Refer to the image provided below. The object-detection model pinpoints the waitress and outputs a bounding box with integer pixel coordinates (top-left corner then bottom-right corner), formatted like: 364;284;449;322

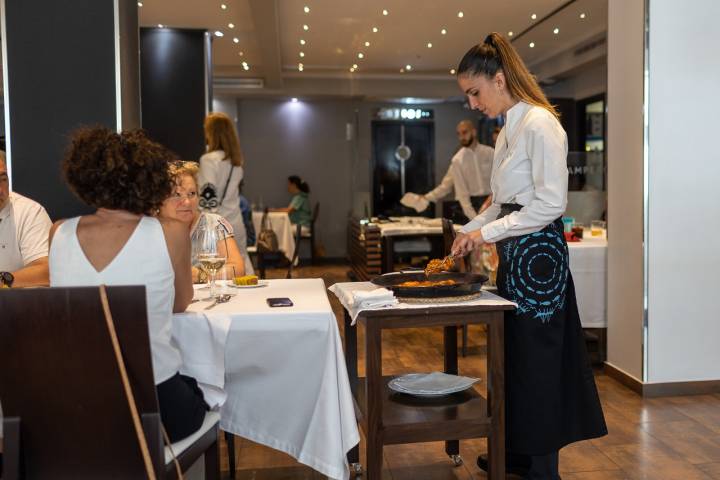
451;33;607;479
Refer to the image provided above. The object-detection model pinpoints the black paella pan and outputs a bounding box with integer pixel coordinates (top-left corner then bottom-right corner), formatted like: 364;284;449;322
371;272;488;298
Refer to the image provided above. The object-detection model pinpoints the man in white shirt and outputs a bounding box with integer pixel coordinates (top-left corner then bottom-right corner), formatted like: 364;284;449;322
423;120;494;223
0;153;52;288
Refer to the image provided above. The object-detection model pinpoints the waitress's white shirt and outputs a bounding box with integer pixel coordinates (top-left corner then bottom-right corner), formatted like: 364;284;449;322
460;101;568;243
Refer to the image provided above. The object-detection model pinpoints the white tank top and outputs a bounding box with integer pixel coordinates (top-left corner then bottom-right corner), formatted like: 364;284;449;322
49;216;181;384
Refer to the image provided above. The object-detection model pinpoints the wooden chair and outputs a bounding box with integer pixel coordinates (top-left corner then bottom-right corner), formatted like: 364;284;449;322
0;286;220;479
299;202;320;264
442;219;473;357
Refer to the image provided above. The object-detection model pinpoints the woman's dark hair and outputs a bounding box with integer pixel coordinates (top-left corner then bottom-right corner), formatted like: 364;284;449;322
457;32;559;119
62;127;176;214
288;175;310;194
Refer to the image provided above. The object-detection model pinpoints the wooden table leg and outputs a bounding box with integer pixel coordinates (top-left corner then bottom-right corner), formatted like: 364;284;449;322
344;309;360;467
365;320;383;479
382;236;394;273
487;312;506;480
443;325;460;458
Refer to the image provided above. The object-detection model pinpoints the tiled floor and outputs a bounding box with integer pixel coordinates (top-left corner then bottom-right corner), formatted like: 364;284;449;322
220;263;720;480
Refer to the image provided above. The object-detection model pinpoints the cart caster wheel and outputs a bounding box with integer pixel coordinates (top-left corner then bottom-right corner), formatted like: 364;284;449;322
350;462;363;475
450;454;463;466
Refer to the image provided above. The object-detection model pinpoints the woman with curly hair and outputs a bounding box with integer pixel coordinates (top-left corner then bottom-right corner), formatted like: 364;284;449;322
48;126;208;442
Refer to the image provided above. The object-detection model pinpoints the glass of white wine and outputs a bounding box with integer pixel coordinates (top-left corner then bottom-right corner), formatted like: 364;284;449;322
195;221;227;300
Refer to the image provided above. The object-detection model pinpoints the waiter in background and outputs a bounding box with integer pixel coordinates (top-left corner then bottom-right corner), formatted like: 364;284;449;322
423;120;494;223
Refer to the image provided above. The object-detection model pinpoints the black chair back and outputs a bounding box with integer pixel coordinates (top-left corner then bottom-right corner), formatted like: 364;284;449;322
442;218;471;272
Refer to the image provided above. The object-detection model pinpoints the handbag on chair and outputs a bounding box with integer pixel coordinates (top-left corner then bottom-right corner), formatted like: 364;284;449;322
256;209;279;253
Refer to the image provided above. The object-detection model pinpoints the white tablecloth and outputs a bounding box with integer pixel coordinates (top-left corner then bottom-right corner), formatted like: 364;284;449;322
252;211;296;260
373;217;461;237
568;237;607;328
172;279;359;480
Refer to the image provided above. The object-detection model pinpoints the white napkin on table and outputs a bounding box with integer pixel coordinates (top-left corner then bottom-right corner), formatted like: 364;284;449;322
351;288;398;309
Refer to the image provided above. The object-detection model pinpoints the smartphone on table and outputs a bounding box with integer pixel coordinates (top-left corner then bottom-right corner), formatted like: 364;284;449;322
266;297;293;308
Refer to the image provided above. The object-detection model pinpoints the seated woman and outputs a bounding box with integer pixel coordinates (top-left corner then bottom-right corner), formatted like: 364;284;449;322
159;161;246;282
49;127;207;443
271;175;312;233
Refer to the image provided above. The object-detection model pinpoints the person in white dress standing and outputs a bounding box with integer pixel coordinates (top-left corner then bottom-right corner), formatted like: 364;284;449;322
198;112;253;274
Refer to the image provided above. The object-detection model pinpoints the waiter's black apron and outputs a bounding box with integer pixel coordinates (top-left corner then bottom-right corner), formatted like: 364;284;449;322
496;203;607;455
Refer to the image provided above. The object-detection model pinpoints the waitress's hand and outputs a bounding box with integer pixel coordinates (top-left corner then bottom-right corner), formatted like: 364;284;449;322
451;230;485;257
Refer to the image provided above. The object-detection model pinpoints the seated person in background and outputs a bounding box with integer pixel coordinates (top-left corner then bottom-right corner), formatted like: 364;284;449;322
271;175;312;233
238;181;256;247
49;127;207;443
159;160;245;282
0;151;52;288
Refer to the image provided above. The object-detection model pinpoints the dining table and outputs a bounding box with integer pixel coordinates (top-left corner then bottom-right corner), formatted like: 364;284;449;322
171;278;360;480
251;211;296;261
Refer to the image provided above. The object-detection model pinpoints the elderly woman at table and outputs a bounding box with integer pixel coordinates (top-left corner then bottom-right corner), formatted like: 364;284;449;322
48;127;208;442
270;175;312;233
159;160;246;282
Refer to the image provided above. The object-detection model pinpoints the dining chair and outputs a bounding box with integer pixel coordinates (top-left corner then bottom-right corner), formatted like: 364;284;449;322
299;202;320;264
0;286;220;480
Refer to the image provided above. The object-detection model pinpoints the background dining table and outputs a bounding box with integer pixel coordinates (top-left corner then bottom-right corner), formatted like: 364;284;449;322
251;211;297;261
172;279;360;480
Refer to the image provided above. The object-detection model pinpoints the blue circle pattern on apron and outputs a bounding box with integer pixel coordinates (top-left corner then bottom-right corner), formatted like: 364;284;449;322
501;223;568;323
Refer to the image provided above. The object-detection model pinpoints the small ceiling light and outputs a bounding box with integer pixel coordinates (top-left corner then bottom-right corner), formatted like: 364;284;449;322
529;42;535;48
233;37;239;43
358;52;364;59
350;67;355;72
531;13;537;20
303;6;310;13
405;64;412;70
365;41;370;47
372;27;379;33
457;11;464;18
450;68;456;74
300;39;306;45
352;63;358;69
214;30;224;37
400;68;405;73
228;23;235;29
157;24;164;28
221;3;227;10
580;13;586;19
242;62;250;71
137;1;143;6
238;51;244;56
299;52;305;57
298;63;304;71
553;27;559;34
291;97;298;102
508;31;514;37
303;24;309;31
382;9;388;15
441;28;447;35
427;43;432;48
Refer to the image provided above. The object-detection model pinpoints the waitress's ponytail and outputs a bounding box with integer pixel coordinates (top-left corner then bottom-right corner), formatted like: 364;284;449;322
457;32;559;120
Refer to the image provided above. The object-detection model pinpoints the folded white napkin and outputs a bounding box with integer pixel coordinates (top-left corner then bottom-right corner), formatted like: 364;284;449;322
400;192;429;212
351;288;398;309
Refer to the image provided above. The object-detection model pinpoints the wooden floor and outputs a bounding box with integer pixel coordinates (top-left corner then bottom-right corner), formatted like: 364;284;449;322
220;263;720;480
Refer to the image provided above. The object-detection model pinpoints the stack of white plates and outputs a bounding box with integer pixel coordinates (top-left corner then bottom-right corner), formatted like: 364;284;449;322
388;372;480;397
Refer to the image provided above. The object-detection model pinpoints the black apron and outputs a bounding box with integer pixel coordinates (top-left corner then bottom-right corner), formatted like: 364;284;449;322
496;203;607;455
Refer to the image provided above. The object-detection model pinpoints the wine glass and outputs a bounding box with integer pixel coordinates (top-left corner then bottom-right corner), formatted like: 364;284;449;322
194;220;227;300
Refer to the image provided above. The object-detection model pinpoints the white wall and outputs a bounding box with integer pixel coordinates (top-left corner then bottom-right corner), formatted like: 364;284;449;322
606;0;645;381
646;0;720;383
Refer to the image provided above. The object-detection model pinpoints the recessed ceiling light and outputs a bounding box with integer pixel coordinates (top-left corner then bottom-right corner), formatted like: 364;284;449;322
157;24;164;28
382;9;388;16
300;39;306;45
400;68;405;73
531;13;537;20
350;67;355;72
457;11;464;18
365;41;370;47
299;52;305;57
450;68;456;74
298;63;304;71
221;4;227;10
292;97;298;102
137;1;143;6
233;37;239;43
242;62;250;71
427;43;432;48
553;27;559;34
358;53;364;59
529;42;535;48
238;51;244;56
303;6;310;13
441;28;447;35
214;31;224;37
405;64;412;70
228;23;234;29
508;31;514;37
372;27;379;33
303;24;309;31
580;13;586;19
352;63;358;69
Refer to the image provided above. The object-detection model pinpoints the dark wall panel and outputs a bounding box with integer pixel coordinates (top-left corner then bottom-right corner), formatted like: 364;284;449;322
5;0;122;219
140;28;208;160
